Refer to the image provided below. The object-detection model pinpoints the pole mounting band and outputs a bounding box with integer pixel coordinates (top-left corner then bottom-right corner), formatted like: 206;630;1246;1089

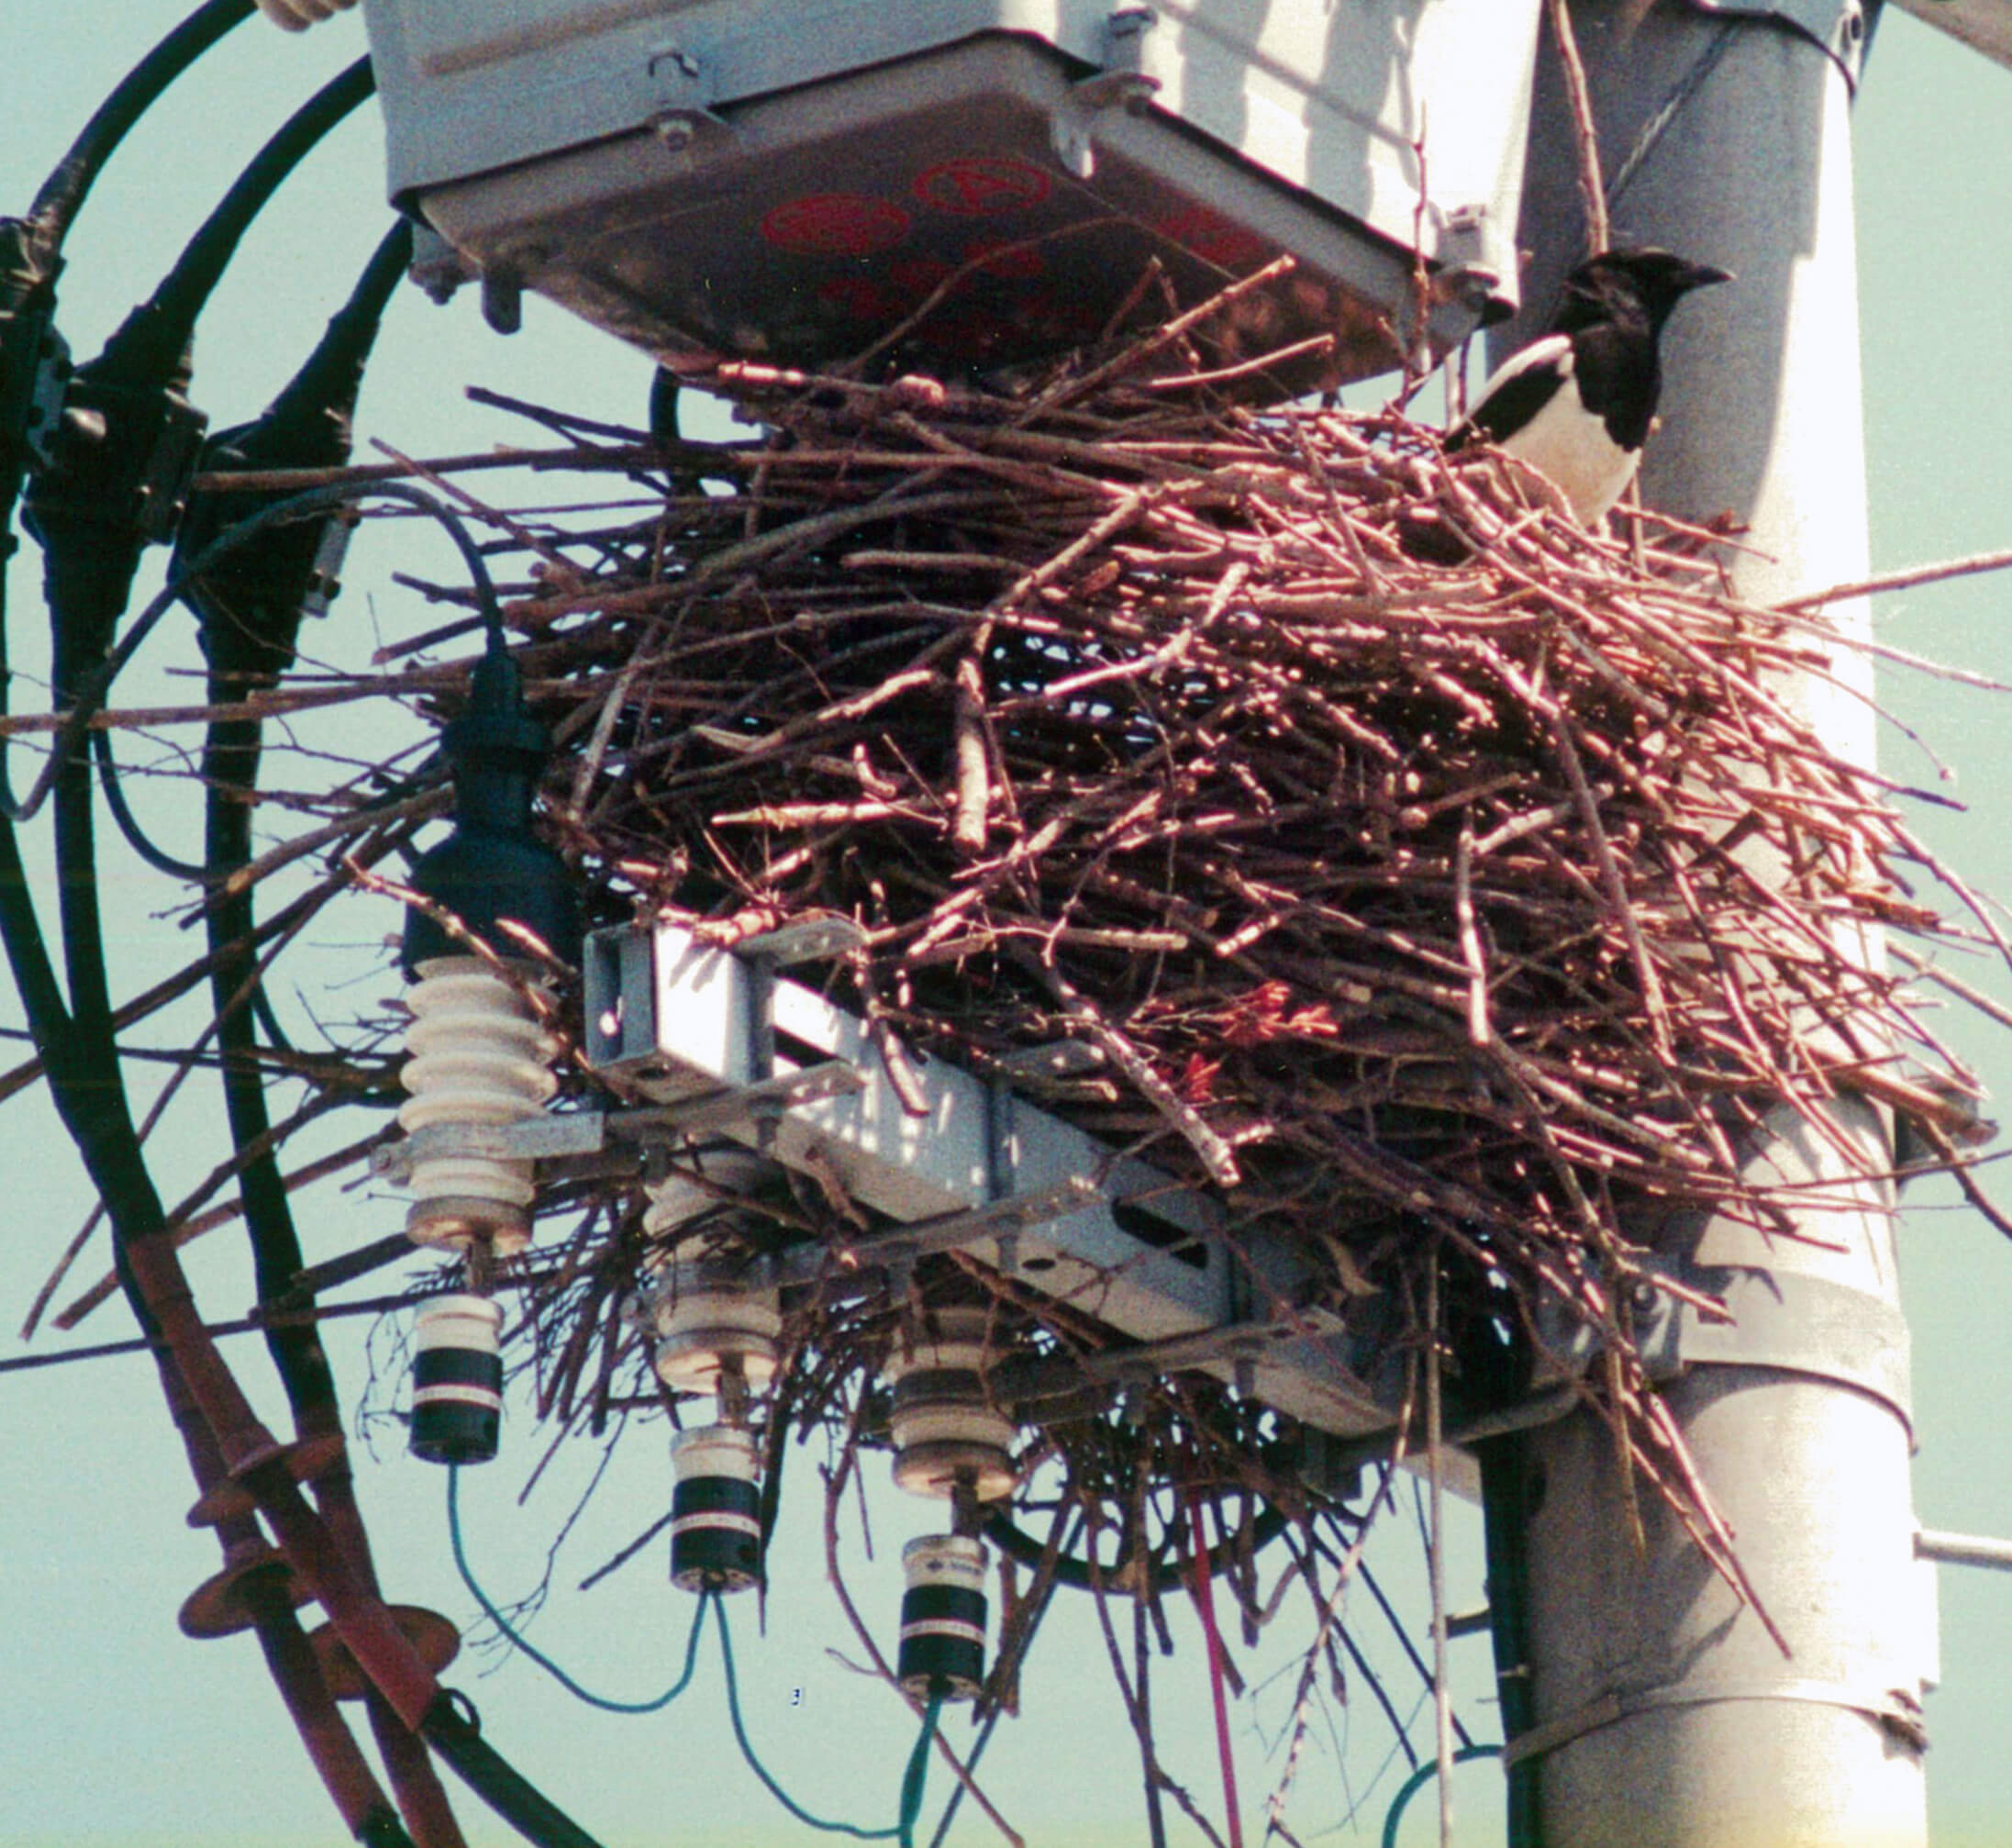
1503;1672;1928;1767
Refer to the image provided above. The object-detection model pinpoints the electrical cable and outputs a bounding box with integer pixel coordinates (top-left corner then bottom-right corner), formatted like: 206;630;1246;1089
7;477;498;825
1377;1743;1503;1848
713;1597;939;1843
1475;1432;1542;1847
420;1689;609;1848
24;0;258;248
447;1464;709;1715
91;726;213;878
984;1494;1289;1594
189;217;412;1440
896;1688;944;1848
1606;24;1739;214
2;0;259;607
126;56;376;376
10;56;384;826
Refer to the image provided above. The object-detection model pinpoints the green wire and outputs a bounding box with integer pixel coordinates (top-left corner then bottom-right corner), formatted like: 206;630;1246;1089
897;1688;944;1848
714;1597;944;1842
450;1465;946;1832
1379;1742;1506;1848
447;1464;708;1715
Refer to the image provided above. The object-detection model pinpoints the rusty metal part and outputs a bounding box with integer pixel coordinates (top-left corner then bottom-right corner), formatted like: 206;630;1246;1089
179;1536;311;1638
310;1608;462;1700
186;1430;348;1526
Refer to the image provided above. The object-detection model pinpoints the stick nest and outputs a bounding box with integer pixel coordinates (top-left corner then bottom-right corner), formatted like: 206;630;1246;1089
490;340;1985;1380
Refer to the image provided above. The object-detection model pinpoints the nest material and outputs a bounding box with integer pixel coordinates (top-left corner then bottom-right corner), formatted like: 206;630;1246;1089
506;351;1978;1334
39;295;2003;1819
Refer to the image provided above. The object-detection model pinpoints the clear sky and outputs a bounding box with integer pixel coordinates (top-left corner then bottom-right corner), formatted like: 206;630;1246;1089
0;6;2008;1847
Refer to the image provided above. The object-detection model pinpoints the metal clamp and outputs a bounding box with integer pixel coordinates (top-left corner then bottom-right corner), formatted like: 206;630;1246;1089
371;1062;864;1186
19;321;70;469
1051;7;1161;179
1535;1260;1913;1431
1505;1672;1927;1765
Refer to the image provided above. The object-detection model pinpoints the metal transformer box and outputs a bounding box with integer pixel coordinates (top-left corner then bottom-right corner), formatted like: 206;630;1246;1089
361;0;1543;383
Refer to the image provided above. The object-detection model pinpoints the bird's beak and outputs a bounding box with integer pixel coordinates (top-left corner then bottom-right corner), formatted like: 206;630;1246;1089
1683;262;1734;291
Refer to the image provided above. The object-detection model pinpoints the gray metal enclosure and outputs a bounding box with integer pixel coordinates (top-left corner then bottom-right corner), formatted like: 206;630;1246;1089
361;0;1542;376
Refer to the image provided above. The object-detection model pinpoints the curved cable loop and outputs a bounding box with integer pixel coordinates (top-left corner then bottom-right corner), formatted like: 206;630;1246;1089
714;1596;942;1843
137;57;376;370
1377;1742;1504;1848
91;726;214;881
447;1465;709;1716
6;478;502;825
26;0;257;247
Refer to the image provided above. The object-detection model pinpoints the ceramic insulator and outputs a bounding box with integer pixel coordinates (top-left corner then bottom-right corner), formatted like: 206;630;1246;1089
649;1271;783;1393
670;1424;763;1593
397;958;558;1253
639;1161;783;1392
410;1294;504;1465
896;1534;988;1701
884;1308;1017;1502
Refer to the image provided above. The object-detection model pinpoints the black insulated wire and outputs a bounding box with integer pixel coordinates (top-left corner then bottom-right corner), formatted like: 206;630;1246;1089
25;0;259;250
118;56;377;381
10;480;500;828
10;58;380;825
87;217;418;885
422;1692;609;1848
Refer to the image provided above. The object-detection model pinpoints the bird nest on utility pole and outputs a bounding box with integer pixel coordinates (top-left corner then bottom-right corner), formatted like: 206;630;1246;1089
31;279;2008;1838
255;294;1995;1602
304;295;2000;1597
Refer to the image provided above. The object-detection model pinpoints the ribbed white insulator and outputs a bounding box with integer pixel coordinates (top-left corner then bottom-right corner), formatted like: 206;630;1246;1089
640;1151;771;1243
255;0;357;29
636;1155;782;1390
397;958;559;1254
885;1308;1018;1502
646;1261;782;1393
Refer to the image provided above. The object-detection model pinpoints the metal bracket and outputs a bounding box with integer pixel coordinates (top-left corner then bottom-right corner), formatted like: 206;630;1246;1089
20;322;69;469
1917;1528;2012;1574
773;1178;1104;1292
581;918;1400;1443
1684;0;1870;88
1536;1258;1913;1431
370;1062;864;1186
1430;204;1502;317
1051;7;1161;180
136;389;208;543
647;40;730;152
1504;1671;1927;1767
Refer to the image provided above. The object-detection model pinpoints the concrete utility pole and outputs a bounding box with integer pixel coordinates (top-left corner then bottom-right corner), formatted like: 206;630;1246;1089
1489;4;1935;1843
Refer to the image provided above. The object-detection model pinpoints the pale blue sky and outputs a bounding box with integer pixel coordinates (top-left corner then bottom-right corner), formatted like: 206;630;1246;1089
0;6;2008;1846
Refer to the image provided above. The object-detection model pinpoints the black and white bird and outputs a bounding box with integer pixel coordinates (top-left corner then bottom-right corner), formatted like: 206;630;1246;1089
1446;247;1730;525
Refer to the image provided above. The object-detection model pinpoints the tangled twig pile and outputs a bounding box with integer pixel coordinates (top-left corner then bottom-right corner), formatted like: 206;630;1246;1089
25;292;2011;1832
355;310;1998;1614
506;347;1989;1313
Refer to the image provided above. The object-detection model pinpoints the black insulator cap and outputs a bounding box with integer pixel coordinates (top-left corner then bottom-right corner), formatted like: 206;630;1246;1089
670;1473;764;1594
401;645;581;975
411;1328;503;1466
897;1582;988;1701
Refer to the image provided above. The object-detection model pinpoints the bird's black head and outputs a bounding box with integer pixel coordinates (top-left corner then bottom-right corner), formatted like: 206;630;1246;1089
1559;247;1731;331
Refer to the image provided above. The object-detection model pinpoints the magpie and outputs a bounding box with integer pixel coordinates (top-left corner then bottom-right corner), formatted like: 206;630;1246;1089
1446;247;1730;526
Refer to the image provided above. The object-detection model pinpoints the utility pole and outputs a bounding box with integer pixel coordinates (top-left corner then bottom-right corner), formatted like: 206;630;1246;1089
1488;4;1936;1842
